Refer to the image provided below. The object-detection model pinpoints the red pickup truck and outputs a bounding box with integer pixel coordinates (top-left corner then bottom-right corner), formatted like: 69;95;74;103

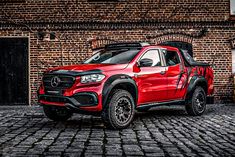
38;42;214;129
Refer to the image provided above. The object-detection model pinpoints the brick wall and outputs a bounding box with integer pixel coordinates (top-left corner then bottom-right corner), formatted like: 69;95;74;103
0;0;230;23
0;0;235;104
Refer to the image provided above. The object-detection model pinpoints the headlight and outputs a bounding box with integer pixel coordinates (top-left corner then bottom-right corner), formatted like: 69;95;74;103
81;74;105;84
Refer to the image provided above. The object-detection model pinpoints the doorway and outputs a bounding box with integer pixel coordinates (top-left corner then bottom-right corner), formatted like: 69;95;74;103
0;37;29;105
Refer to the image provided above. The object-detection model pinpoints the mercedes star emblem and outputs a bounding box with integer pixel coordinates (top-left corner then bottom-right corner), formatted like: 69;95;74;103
51;76;61;88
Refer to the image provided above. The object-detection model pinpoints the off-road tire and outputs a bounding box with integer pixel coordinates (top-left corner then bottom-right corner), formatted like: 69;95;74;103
185;86;206;116
43;105;72;121
102;89;135;129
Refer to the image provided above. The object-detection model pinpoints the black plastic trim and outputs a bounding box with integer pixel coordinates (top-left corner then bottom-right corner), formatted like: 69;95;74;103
42;103;102;116
189;62;210;67
186;76;208;99
45;69;102;77
73;92;98;105
105;42;149;50
39;92;98;107
179;49;210;67
102;74;138;108
137;100;185;110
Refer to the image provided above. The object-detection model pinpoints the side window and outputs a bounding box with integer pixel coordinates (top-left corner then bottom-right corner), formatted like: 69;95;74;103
140;50;161;67
164;51;180;66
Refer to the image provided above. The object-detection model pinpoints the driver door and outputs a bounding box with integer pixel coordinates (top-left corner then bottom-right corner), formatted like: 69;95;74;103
134;49;168;105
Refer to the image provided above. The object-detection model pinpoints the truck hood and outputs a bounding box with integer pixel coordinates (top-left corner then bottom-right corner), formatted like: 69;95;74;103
47;63;128;74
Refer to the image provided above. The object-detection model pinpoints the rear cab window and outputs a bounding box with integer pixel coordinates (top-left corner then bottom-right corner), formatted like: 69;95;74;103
163;50;181;66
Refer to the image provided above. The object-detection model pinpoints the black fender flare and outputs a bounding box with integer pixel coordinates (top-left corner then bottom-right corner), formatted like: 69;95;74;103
186;75;208;99
102;74;138;108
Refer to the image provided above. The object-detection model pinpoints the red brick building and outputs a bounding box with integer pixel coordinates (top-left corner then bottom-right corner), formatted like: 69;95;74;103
0;0;235;105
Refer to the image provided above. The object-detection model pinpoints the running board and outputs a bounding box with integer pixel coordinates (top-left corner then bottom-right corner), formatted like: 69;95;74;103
136;100;185;110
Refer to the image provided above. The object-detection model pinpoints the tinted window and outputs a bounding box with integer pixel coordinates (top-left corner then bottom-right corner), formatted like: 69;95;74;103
164;51;180;66
140;50;161;66
84;48;140;64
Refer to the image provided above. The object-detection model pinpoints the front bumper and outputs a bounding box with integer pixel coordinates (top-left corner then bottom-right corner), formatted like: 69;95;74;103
39;92;98;109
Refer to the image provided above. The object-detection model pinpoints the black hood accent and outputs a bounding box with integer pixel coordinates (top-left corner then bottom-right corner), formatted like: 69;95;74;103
46;69;102;76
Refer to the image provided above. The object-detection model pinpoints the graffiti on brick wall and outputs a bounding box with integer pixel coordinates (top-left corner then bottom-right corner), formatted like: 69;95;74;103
86;1;211;21
169;5;210;19
0;0;214;23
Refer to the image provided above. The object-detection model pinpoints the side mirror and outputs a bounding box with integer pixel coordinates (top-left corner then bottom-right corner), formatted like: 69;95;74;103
138;58;153;67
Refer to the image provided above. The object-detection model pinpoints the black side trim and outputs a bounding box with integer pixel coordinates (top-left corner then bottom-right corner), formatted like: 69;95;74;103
102;74;138;107
137;100;185;110
46;69;102;77
186;76;207;99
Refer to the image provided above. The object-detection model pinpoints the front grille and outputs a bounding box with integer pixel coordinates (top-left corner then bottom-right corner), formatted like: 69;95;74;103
43;74;75;89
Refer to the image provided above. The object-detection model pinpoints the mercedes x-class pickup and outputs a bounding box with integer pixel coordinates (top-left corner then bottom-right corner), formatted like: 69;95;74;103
38;42;214;129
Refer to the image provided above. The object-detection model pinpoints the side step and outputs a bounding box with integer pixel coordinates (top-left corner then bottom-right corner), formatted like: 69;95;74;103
136;100;185;111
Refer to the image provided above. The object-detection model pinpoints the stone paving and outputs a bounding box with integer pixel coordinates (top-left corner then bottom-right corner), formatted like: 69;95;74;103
0;104;234;157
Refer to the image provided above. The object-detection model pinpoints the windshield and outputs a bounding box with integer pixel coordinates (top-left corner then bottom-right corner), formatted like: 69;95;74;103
84;48;140;64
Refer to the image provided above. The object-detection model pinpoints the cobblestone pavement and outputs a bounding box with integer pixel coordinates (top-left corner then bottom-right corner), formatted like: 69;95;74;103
0;104;234;157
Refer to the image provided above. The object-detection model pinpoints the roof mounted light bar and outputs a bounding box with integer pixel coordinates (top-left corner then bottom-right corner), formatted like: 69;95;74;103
105;42;150;50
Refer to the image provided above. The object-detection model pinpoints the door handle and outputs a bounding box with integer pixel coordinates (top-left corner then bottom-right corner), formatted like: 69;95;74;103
160;71;166;75
134;74;143;77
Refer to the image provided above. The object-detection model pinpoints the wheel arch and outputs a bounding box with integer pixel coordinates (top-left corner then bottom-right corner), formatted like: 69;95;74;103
186;75;208;100
102;74;138;108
